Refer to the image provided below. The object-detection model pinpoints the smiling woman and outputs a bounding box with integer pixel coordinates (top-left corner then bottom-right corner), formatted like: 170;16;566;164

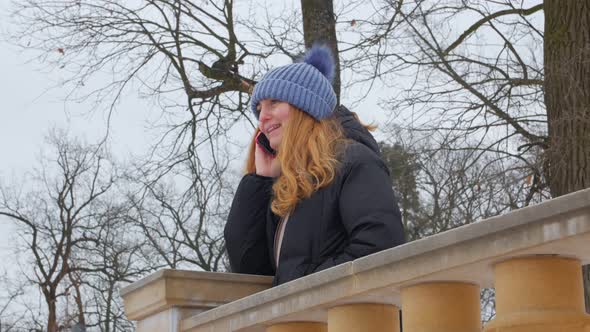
224;45;405;286
257;99;292;150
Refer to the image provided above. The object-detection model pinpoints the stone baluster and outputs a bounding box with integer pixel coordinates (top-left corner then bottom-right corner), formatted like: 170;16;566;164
402;282;481;332
328;303;400;332
484;256;590;332
266;322;327;332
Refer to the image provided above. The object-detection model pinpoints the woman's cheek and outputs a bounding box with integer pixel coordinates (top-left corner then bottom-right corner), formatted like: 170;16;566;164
270;131;283;149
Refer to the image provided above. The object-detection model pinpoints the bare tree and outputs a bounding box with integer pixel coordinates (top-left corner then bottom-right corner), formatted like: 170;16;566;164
7;0;351;173
77;203;151;332
125;152;231;272
380;135;545;320
345;0;589;309
0;271;27;332
9;0;265;159
0;131;118;332
381;135;542;240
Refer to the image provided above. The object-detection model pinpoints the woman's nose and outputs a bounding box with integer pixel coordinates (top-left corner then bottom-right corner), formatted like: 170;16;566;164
259;106;272;121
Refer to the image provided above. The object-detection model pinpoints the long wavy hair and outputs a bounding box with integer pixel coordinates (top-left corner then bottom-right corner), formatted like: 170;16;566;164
245;108;346;217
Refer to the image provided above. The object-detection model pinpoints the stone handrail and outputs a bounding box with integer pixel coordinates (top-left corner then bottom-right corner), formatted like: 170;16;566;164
121;188;590;332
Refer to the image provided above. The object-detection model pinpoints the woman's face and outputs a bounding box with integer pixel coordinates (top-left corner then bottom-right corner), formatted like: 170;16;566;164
257;99;292;149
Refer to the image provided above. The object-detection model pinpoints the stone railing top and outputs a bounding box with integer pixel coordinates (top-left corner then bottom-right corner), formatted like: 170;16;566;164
180;188;590;332
120;269;273;297
120;269;272;321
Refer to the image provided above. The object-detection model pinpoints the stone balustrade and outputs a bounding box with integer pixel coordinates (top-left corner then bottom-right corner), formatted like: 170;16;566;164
121;188;590;332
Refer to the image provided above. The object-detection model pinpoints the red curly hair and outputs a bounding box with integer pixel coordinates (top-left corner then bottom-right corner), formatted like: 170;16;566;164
245;108;346;217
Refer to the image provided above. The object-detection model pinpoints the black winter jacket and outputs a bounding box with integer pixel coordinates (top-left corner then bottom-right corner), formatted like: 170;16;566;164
224;106;405;285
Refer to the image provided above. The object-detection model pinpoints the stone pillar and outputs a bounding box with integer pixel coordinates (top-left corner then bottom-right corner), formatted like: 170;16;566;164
327;303;400;332
120;269;272;332
267;322;327;332
484;256;590;332
402;282;481;332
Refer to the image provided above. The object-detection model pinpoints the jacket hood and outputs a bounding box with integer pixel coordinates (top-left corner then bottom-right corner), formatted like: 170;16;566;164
335;105;381;156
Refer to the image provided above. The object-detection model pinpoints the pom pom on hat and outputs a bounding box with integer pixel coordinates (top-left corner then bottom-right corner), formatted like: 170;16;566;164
302;44;335;83
251;44;337;121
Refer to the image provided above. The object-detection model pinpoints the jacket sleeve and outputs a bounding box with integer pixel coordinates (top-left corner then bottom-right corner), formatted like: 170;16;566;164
224;173;274;275
313;146;405;272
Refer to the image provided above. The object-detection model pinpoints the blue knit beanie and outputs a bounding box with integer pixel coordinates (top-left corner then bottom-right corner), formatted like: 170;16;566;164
251;45;337;121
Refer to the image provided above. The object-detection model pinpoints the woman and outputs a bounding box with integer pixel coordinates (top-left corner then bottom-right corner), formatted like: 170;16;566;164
224;45;405;286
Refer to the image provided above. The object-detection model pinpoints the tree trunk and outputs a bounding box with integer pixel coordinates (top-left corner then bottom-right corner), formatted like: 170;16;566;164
104;280;114;332
544;0;590;312
47;292;58;332
72;281;86;328
300;0;341;104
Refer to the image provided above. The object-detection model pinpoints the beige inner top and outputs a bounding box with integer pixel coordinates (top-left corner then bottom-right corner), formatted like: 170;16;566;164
274;213;290;267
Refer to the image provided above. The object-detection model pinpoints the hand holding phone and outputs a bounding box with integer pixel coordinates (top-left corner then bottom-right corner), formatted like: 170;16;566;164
255;131;281;177
256;131;277;157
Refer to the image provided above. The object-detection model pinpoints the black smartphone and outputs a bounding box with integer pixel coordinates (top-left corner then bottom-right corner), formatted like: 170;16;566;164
256;132;277;157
